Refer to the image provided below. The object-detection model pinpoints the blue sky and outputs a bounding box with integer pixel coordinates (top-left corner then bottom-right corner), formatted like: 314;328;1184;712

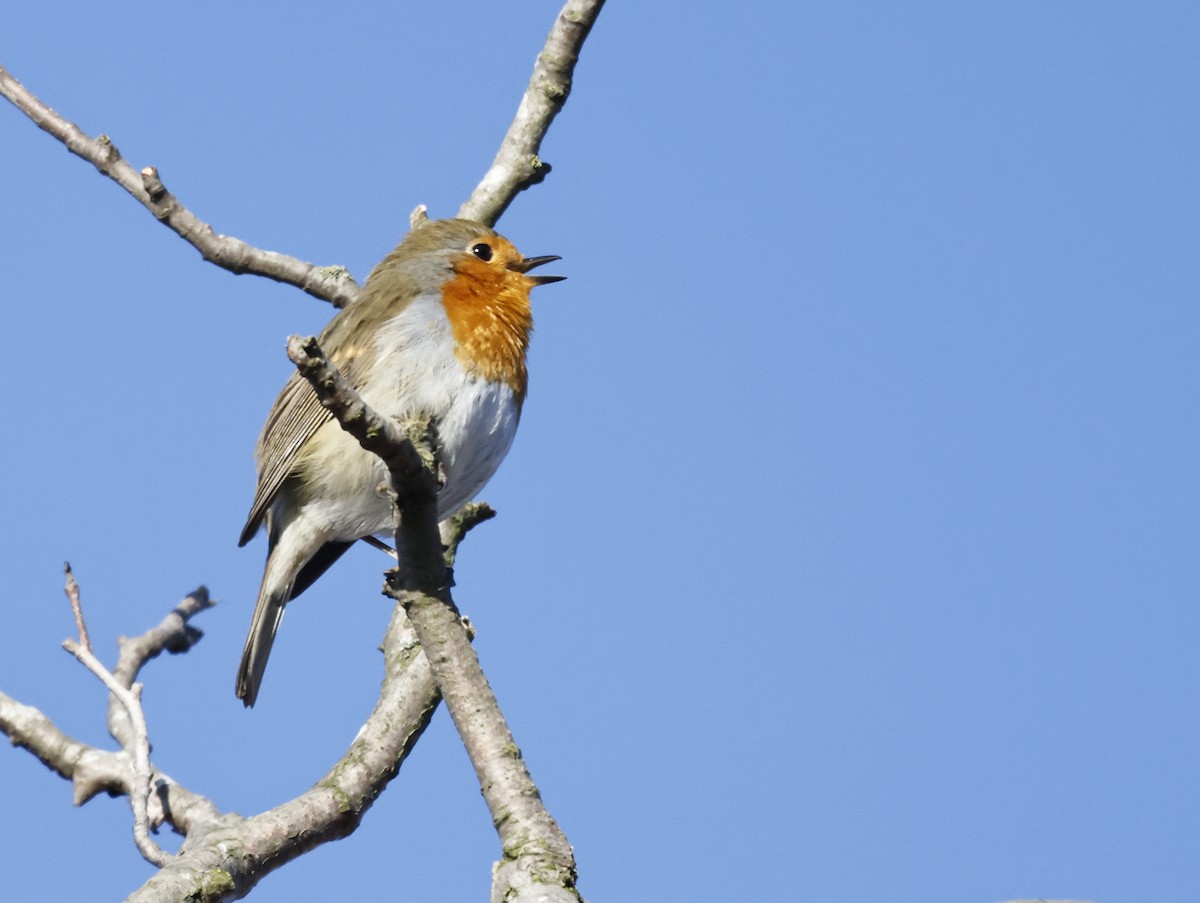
2;2;1198;901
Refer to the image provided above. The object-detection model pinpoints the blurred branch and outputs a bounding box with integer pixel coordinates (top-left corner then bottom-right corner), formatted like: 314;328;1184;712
459;0;606;225
0;64;361;309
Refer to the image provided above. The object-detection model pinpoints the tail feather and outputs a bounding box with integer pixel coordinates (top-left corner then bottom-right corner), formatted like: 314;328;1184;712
237;509;355;706
236;580;292;708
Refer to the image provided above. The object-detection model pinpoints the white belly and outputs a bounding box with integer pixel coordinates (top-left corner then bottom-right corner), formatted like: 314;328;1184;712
292;293;522;541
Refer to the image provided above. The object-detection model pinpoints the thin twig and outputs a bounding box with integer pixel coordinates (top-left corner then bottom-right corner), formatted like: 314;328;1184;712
107;588;213;751
440;503;497;570
1;593;221;828
62;562;90;653
0;65;361;308
60;569;170;866
459;0;606;225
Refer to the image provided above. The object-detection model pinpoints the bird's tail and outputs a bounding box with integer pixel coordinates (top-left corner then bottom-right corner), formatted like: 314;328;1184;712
235;571;294;708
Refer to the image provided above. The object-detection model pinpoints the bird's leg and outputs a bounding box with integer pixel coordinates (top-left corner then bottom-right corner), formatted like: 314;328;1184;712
360;536;397;559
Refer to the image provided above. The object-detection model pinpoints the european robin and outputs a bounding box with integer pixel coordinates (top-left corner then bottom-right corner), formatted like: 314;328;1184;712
236;217;563;706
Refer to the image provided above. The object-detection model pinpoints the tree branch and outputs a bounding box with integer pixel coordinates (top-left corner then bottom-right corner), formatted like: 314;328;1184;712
459;0;606;226
288;336;581;903
62;636;170;866
1;0;604;306
398;585;580;903
3;576;443;901
0;589;223;831
127;606;441;902
0;689;120;792
285;335;439;503
60;565;170;866
99;586;212;748
0;64;361;309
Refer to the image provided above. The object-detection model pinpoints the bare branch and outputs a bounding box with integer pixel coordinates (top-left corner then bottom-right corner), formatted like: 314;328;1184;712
6;575;443;900
60;569;171;866
107;588;214;750
397;589;579;903
459;0;606;225
62;562;90;652
0;601;222;828
0;0;604;296
0;64;361;308
441;502;497;570
288;337;582;901
90;588;224;836
63;638;169;866
128;604;442;902
285;335;440;506
0;689;114;789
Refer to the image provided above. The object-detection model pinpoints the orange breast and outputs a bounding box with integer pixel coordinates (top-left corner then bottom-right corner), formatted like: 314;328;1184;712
440;256;535;399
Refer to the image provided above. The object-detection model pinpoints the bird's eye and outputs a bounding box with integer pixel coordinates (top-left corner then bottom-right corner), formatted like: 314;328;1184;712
471;242;494;262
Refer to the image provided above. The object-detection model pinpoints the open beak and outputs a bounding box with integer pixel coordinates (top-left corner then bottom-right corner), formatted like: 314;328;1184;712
512;255;566;285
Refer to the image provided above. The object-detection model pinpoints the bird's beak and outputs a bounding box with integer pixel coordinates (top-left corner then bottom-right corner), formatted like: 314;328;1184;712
512;255;566;285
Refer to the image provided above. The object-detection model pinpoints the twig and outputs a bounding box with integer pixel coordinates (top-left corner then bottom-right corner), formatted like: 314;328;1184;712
62;562;90;652
0;594;221;827
440;502;497;570
64;641;168;866
106;587;213;751
0;65;361;309
459;0;606;226
60;569;171;867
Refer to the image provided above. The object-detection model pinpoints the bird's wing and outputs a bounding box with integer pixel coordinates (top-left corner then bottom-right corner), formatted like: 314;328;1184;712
237;264;428;548
237;320;375;547
237;372;330;546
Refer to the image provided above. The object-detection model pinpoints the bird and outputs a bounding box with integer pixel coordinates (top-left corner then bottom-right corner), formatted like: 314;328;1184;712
235;217;563;706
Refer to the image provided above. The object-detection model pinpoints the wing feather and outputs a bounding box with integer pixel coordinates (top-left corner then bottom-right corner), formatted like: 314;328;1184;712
237;374;330;546
237;333;370;546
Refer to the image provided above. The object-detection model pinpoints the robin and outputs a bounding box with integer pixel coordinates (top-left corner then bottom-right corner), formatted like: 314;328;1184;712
235;217;563;706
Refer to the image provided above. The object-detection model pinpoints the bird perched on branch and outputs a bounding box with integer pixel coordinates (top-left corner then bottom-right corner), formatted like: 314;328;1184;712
236;217;563;706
